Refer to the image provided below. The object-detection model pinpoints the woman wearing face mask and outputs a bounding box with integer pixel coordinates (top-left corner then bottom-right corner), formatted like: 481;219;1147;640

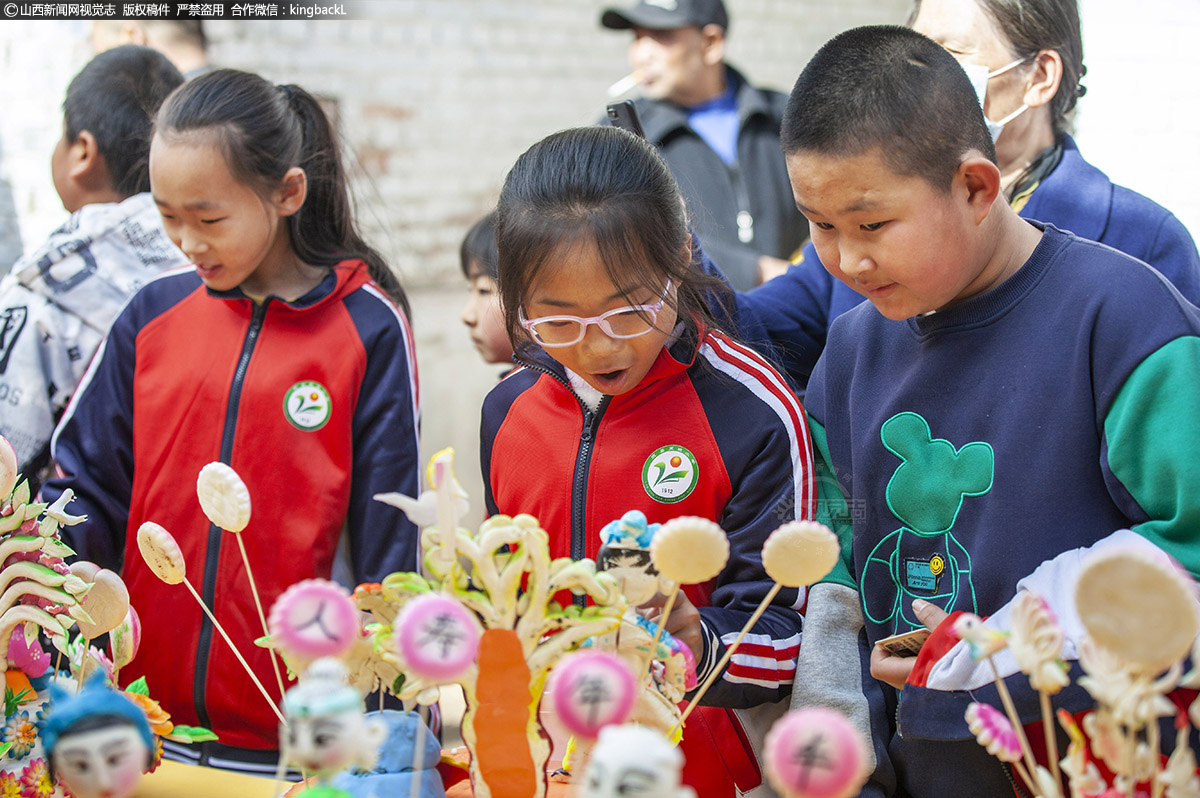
731;0;1200;392
910;0;1199;300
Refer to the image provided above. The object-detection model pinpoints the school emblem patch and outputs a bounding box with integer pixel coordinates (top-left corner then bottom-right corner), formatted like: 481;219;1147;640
641;445;698;504
284;381;331;431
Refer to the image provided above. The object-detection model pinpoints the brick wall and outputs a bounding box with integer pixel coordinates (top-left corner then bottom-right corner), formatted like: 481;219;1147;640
0;1;911;284
0;2;909;525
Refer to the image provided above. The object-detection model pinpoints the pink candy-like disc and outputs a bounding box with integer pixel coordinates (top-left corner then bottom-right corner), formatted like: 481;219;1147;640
394;593;480;682
550;650;636;740
268;579;360;660
764;708;869;798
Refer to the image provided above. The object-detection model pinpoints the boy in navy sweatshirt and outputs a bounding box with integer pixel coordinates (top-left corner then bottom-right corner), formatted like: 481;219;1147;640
785;26;1200;798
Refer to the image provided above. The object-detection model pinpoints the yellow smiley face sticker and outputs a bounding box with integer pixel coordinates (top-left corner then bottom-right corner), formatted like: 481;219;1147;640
929;554;945;576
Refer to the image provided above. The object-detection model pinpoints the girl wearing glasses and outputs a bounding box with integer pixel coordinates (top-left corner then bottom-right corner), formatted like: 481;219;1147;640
481;125;815;798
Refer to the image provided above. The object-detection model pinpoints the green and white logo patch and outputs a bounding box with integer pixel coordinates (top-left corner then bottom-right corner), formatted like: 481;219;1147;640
284;381;332;431
641;445;698;503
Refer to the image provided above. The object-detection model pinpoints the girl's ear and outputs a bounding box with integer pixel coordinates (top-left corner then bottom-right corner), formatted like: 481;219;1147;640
276;167;308;217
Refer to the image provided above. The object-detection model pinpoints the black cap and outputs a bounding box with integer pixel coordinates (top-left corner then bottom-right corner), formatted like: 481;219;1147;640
601;0;728;32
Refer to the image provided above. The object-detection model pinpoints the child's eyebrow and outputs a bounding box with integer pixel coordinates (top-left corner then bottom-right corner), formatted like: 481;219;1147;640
535;288;632;308
152;196;221;212
797;198;883;215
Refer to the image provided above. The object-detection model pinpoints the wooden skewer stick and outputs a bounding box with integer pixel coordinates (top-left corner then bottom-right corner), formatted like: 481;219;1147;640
642;584;680;677
986;657;1040;792
181;577;285;724
409;707;427;798
1038;691;1061;789
672;582;782;733
75;636;93;694
232;531;286;699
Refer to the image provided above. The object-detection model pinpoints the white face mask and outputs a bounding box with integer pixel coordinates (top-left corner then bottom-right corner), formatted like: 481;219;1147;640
960;57;1031;142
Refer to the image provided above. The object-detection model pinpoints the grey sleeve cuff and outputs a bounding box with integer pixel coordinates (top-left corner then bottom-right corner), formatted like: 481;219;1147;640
790;581;876;771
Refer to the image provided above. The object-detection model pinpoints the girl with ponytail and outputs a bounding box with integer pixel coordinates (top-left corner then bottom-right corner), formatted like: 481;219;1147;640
43;69;421;769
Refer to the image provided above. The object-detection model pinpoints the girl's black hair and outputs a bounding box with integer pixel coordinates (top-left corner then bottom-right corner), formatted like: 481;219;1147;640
155;69;409;317
460;210;499;280
495;126;732;351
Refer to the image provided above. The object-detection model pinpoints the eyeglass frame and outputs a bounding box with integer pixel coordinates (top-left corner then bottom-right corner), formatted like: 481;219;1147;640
518;279;673;348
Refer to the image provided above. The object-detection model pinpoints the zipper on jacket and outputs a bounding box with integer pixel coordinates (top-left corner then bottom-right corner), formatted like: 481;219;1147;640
728;164;755;244
515;358;610;607
193;299;270;750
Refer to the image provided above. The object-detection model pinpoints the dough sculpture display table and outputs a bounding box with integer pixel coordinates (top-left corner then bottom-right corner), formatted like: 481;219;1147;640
131;761;277;798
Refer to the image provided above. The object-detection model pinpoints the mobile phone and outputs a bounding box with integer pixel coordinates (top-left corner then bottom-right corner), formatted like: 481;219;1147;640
875;628;931;658
606;100;646;140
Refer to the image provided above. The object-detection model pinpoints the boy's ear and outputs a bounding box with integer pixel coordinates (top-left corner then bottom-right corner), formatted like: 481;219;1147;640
66;131;114;190
958;156;1002;226
1022;49;1063;110
276;167;308;217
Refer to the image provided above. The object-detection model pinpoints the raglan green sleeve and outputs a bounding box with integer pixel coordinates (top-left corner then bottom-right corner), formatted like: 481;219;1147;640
1103;335;1200;577
808;415;858;589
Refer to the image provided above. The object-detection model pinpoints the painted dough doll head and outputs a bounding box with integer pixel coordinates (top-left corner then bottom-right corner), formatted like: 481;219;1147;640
281;658;386;779
44;680;154;798
580;724;696;798
597;511;672;607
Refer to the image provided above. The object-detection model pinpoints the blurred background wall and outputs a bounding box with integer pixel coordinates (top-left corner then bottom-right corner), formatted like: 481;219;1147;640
0;0;1194;526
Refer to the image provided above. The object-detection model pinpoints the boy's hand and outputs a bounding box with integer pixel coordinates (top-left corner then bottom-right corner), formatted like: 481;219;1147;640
869;599;949;691
642;589;704;666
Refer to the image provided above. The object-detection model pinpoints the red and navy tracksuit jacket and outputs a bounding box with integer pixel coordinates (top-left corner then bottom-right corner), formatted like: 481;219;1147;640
481;324;815;797
43;262;421;764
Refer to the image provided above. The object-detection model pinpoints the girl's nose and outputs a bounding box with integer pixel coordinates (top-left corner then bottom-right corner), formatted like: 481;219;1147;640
579;321;621;355
461;297;477;326
180;231;209;259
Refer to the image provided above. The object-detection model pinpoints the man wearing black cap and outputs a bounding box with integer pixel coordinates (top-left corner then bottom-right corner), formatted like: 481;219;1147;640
602;0;806;291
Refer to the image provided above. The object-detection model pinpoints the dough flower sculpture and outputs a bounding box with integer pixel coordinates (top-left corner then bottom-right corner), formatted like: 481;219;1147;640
370;448;626;798
961;540;1200;798
0;434;93;673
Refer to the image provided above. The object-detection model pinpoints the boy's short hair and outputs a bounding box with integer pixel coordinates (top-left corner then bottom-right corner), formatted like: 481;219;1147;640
781;25;995;191
461;211;499;280
63;44;184;198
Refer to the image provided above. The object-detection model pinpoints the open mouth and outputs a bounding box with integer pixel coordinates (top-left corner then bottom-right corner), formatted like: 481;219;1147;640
591;369;628;392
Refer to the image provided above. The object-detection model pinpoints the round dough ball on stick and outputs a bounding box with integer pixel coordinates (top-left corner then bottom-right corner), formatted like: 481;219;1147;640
764;707;870;798
393;592;483;798
196;462;284;699
136;521;284;724
1075;546;1199;673
674;521;838;732
137;521;186;585
551;650;636;742
196;461;252;532
643;517;730;673
0;435;17;502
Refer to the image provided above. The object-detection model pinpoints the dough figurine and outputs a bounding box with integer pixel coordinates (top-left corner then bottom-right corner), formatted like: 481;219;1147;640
578;724;696;798
42;678;154;798
593;511;694;735
281;658;386;792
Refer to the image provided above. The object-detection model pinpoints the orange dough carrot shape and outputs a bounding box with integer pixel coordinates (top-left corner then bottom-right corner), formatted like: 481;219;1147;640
473;629;539;798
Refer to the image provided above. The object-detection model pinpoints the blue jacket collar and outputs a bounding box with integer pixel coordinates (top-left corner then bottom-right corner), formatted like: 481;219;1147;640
1018;135;1113;242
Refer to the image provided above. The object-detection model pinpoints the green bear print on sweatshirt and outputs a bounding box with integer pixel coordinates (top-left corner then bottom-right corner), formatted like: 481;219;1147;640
862;412;994;634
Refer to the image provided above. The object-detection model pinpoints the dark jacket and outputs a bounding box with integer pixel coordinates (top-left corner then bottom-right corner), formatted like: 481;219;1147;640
630;66;808;291
737;135;1200;389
